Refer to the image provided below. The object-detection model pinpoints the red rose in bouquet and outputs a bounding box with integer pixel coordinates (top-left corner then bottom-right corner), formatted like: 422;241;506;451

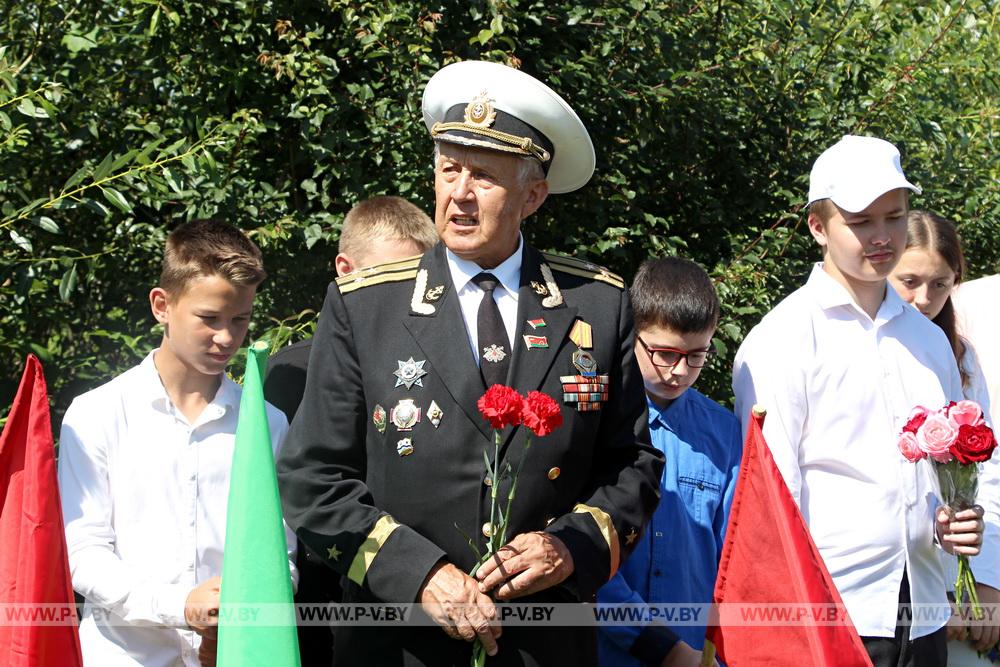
521;391;563;437
477;384;524;429
902;406;930;435
951;423;998;465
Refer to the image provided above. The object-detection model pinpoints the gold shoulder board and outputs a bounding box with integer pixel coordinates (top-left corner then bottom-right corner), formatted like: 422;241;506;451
336;255;422;294
540;251;625;290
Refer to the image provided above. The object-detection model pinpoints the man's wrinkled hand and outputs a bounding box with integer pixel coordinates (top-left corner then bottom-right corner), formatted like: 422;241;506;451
418;561;501;656
185;576;221;636
476;532;574;600
937;505;985;556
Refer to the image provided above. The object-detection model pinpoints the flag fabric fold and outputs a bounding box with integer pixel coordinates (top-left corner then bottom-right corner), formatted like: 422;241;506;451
704;407;872;666
218;341;300;666
0;354;83;667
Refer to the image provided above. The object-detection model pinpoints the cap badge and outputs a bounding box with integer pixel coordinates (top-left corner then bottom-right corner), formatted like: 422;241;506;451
464;90;497;128
393;357;428;389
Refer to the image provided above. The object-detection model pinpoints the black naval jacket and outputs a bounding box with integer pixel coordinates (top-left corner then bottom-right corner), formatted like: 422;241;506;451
277;242;663;666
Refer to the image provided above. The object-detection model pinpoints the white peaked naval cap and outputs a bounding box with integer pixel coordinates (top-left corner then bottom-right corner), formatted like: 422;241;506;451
422;60;596;194
807;135;921;212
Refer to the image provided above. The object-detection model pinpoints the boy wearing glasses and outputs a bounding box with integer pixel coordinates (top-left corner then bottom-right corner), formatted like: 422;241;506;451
597;257;740;667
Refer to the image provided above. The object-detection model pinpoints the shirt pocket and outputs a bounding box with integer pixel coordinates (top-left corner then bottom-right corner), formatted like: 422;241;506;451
677;475;723;525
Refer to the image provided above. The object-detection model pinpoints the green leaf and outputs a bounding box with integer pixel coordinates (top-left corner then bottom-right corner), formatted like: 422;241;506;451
59;263;78;302
10;229;32;252
148;6;160;35
80;198;110;218
93;151;115;180
101;187;132;213
33;216;60;234
62;33;98;53
62;164;90;190
17;98;48;119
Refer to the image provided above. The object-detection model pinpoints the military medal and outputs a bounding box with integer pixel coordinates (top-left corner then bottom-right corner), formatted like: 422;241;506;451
523;334;548;349
482;344;507;364
372;404;387;434
390;399;421;431
393;357;428;389
563;319;607;413
427;401;443;428
396;438;414;457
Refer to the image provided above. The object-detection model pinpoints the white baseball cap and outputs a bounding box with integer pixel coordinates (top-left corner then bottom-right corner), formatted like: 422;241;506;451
422;60;595;194
807;135;921;212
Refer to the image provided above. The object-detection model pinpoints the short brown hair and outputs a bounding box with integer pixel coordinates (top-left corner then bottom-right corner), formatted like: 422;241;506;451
631;257;720;334
159;219;266;295
337;196;437;259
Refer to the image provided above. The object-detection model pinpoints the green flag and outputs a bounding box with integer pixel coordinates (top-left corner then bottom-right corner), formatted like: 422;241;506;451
218;341;300;666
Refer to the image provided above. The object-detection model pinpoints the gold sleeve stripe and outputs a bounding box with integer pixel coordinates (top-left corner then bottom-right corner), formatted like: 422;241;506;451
547;263;625;289
347;515;401;585
573;503;620;579
338;269;419;294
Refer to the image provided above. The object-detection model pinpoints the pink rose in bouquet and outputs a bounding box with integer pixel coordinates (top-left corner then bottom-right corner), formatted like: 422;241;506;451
948;400;985;428
898;432;926;463
916;412;959;463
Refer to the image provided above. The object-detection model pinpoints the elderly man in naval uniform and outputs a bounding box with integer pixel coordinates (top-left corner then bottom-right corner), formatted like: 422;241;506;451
277;60;663;666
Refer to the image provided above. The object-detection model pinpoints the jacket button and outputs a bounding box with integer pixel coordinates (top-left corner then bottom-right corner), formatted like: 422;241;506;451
484;476;493;487
547;467;561;480
482;522;494;537
654;569;663;577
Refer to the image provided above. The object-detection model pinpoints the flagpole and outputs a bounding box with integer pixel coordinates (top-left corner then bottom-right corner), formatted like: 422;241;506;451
700;639;716;667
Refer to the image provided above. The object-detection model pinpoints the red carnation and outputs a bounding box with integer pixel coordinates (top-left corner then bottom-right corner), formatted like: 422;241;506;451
521;390;563;437
902;406;930;435
950;423;998;465
478;385;525;429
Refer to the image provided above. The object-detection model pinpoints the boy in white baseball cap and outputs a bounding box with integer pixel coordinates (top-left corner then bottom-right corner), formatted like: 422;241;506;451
733;135;985;666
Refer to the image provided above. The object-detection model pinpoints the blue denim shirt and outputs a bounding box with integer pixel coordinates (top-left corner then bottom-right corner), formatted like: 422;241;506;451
597;388;742;666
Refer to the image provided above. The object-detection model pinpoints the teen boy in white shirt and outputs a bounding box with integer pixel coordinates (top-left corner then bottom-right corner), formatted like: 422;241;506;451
58;220;296;667
733;135;985;666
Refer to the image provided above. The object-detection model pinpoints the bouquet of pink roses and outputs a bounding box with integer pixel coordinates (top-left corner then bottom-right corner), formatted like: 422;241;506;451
898;400;997;617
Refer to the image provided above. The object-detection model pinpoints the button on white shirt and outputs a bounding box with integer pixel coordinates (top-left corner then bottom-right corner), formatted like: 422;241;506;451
733;264;964;639
446;236;522;363
58;351;295;667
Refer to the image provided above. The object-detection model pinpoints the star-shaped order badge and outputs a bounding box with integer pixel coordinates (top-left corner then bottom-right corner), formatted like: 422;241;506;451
327;544;342;561
393;357;428;389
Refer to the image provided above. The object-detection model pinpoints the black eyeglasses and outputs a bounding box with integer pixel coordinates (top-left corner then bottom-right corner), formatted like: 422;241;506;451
636;336;712;368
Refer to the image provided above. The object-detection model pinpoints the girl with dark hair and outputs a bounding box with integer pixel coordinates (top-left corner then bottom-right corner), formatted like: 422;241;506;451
890;209;1000;665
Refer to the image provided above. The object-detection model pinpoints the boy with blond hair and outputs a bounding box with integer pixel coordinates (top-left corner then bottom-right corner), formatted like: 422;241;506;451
733;135;984;665
58;219;295;666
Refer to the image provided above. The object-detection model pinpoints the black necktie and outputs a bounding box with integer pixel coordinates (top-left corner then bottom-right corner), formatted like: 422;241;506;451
472;272;510;388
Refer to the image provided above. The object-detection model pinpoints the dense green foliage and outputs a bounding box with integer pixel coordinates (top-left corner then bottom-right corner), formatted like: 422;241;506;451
1;1;998;422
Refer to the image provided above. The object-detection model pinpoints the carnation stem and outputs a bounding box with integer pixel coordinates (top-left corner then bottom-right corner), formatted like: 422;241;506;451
499;436;533;547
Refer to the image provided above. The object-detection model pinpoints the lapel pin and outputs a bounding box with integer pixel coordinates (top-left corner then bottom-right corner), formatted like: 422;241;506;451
530;280;549;296
396;438;414;457
390;399;421;431
526;318;546;329
523;334;549;349
424;285;445;301
372;404;387;434
427;400;443;428
482;344;507;364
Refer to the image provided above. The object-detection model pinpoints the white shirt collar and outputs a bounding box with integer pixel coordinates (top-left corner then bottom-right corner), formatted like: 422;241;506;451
806;262;906;324
139;350;241;417
445;235;523;299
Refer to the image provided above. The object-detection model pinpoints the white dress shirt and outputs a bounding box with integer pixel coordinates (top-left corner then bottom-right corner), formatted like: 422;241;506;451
58;351;295;667
954;276;1000;429
951;277;1000;595
733;264;964;639
446;236;522;363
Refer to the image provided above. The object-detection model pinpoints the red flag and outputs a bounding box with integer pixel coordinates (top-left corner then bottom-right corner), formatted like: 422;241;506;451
0;355;83;666
704;407;872;667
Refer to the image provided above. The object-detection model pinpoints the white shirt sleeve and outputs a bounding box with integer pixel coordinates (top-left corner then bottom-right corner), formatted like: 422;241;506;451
58;400;189;627
733;324;809;504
